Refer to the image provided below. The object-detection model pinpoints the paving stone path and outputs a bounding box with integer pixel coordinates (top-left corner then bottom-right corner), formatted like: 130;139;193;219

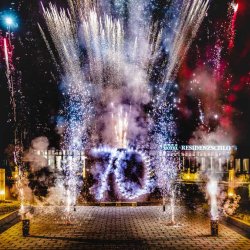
0;206;249;249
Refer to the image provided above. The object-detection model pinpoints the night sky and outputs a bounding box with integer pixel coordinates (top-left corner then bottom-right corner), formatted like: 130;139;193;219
0;0;249;163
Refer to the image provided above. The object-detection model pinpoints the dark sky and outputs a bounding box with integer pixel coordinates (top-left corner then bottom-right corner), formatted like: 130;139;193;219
0;0;249;160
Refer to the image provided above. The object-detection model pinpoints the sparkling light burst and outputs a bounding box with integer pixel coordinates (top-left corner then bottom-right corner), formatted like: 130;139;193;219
41;0;211;204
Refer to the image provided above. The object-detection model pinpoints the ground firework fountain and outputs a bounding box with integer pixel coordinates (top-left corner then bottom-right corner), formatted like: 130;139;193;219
1;16;31;237
42;3;92;221
207;177;219;236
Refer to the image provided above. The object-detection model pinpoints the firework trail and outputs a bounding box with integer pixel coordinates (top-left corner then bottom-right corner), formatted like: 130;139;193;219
184;0;241;148
156;0;209;103
164;0;209;81
3;36;25;214
78;4;161;88
4;38;10;73
37;23;60;72
3;37;16;124
2;30;29;220
229;2;238;50
80;9;124;86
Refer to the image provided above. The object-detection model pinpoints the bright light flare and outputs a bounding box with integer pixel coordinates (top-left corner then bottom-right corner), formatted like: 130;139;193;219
1;13;18;29
5;17;13;26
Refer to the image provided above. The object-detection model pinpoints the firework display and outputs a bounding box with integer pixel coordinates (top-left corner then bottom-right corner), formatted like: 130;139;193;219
0;0;249;242
35;0;214;206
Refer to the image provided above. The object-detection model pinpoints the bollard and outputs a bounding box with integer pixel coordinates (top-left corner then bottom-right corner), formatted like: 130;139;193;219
162;197;166;212
211;220;218;236
22;219;30;237
163;204;165;212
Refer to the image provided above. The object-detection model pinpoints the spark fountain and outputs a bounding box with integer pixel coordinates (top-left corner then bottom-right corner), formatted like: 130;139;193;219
42;3;93;221
1;24;31;235
149;0;210;224
156;151;180;226
152;82;180;225
207;176;219;236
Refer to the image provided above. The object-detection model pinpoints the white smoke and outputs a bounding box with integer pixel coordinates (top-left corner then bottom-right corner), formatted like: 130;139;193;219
23;136;50;171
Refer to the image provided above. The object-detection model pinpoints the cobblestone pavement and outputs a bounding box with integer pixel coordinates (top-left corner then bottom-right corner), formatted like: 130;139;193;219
0;206;250;249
